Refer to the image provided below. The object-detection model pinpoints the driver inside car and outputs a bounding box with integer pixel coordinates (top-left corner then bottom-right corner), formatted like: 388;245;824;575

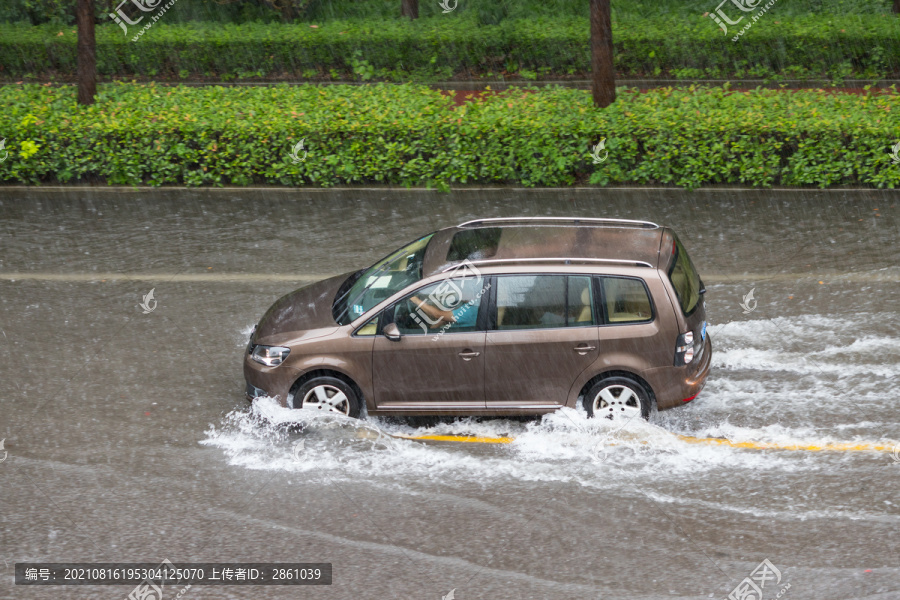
405;278;481;332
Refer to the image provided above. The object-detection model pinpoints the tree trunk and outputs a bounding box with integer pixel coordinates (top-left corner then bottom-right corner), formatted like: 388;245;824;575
401;0;418;19
590;0;615;108
279;0;294;23
77;0;96;106
893;0;899;14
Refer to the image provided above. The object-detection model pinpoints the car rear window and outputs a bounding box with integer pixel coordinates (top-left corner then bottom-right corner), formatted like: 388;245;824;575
601;277;653;323
668;236;701;315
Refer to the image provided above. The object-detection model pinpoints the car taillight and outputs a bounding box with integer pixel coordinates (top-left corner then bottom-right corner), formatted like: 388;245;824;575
674;331;694;366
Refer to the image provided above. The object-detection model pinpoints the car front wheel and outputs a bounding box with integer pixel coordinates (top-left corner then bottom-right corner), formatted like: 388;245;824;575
292;376;361;418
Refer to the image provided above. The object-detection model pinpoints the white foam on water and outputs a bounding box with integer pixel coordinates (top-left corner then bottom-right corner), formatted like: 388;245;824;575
710;313;900;378
714;347;900;378
236;323;255;348
693;313;900;428
200;398;829;490
710;312;899;344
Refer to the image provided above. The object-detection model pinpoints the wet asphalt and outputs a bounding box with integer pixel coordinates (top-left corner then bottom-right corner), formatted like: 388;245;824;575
0;187;898;599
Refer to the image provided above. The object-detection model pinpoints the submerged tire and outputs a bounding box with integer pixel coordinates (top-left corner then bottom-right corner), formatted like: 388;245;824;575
583;376;650;421
292;376;361;418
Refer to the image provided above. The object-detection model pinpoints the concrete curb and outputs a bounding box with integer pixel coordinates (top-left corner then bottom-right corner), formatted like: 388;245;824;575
0;185;896;193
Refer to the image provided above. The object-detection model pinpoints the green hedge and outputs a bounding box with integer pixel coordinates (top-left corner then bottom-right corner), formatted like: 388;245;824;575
2;0;893;26
1;83;899;189
1;15;899;81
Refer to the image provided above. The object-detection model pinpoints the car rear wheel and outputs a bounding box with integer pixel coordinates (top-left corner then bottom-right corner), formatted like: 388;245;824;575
293;376;361;418
583;377;650;421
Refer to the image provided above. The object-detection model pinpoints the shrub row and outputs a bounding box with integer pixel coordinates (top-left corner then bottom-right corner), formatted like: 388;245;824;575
0;83;898;189
1;15;899;81
4;0;892;27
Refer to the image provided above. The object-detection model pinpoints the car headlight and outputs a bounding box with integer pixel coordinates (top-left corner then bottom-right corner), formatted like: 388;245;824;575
250;345;290;367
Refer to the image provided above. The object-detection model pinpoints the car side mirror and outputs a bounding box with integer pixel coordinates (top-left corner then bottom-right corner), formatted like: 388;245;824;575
383;322;402;341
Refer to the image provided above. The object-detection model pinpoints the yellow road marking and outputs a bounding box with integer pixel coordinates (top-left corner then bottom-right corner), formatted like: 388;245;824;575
675;434;894;453
390;432;895;453
389;433;514;444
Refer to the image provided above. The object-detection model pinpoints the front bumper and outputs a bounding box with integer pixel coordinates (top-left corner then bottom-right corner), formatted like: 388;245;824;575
245;381;268;401
243;350;294;406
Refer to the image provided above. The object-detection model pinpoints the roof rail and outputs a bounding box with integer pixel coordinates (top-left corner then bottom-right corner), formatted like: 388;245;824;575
441;257;653;272
457;217;659;229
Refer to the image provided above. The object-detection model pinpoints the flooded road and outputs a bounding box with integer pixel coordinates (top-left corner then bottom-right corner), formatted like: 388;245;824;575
1;187;898;599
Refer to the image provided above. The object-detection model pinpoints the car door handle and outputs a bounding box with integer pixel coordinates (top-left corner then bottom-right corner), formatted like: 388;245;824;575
573;344;596;354
458;350;481;361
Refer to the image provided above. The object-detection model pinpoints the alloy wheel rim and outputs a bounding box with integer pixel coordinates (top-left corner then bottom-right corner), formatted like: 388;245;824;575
592;384;642;421
302;384;350;415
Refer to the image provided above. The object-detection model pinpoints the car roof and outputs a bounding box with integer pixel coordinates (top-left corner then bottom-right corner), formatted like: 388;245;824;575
423;218;666;277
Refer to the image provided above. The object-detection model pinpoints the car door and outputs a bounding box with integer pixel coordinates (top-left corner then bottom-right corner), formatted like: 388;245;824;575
484;274;600;408
372;274;490;410
595;274;671;367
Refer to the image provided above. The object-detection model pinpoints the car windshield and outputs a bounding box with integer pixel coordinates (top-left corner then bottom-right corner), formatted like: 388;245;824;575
333;234;434;325
668;236;701;315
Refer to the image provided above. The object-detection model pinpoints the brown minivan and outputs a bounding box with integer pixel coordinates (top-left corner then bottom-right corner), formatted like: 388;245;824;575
244;217;711;422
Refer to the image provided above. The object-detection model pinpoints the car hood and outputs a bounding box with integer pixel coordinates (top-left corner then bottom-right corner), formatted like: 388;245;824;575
252;273;351;343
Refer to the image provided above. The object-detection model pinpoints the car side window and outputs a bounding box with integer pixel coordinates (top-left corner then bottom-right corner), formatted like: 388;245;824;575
354;315;380;336
567;275;595;326
494;275;564;330
495;275;597;330
600;277;653;324
391;276;487;335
